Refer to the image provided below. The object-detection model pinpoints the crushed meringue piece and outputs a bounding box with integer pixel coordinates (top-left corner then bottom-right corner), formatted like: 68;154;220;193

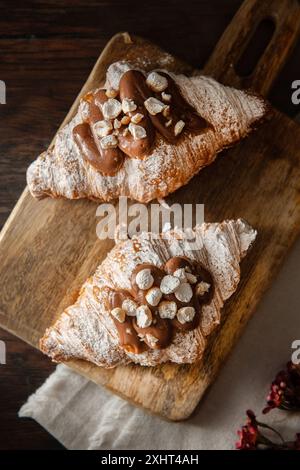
173;268;187;281
104;61;132;91
196;281;211;296
111;307;125;323
146;334;159;347
158;300;177;319
161;92;171;102
160;275;180;294
174;120;185;136
100;134;118;149
144;97;166;115
129;122;147;140
122;98;137;114
174;282;193;303
105;88;118;98
177;306;196;324
102;98;122;120
131;113;144;124
145;287;162;307
186;272;197;284
113;118;121;129
135;268;154;290
93;120;113;138
146;72;168;92
136;305;152;328
122;298;138;317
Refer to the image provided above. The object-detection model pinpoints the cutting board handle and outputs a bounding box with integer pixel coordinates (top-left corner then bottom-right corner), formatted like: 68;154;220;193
204;0;300;96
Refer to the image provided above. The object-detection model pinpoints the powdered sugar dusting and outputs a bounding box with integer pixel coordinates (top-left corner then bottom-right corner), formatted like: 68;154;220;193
40;219;257;367
27;61;267;203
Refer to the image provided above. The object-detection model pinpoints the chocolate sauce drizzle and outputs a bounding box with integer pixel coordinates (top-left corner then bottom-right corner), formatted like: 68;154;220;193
108;256;214;354
73;69;210;175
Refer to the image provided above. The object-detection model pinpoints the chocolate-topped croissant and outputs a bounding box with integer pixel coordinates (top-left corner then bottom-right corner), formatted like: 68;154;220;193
40;219;257;368
27;61;268;203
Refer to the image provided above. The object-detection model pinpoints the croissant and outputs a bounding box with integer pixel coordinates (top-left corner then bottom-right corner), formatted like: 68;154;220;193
27;61;268;203
40;219;257;368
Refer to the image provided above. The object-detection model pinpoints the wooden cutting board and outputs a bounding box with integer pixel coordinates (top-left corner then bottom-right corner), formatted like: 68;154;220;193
1;0;300;420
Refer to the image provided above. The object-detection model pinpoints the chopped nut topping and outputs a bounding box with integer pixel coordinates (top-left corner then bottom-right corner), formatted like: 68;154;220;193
174;120;185;136
102;98;122;120
100;134;118;149
113;118;121;129
145;287;162;307
136;305;152;328
177;306;196;324
158;300;177;319
111;307;126;323
161;92;172;102
160;274;180;294
135;268;154;290
173;268;187;281
196;281;211;296
123;128;129;137
144;97;166;115
122;97;137;114
121;115;131;125
122;298;138;317
105;88;118;99
93;120;113;138
128;122;147;140
146;71;168;92
174;282;193;303
186;272;197;284
131;113;144;124
165;119;172;128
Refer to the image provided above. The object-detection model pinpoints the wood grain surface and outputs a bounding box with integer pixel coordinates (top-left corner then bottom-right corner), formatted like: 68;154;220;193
1;0;300;448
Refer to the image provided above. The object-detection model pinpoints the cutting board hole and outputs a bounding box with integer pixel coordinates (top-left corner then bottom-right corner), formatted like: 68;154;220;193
235;17;276;78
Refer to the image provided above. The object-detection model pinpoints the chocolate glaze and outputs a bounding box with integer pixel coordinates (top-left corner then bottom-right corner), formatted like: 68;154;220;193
159;72;210;134
164;255;194;274
133;315;171;350
109;290;146;354
76;68;210;174
146;72;210;145
73;91;124;176
118;70;156;158
164;256;201;331
108;256;214;353
131;263;165;299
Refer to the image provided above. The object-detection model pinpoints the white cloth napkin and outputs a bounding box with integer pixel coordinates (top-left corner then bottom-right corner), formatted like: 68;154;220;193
19;234;300;450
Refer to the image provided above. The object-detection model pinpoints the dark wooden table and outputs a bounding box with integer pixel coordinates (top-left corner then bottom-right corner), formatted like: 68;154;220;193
0;0;299;450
